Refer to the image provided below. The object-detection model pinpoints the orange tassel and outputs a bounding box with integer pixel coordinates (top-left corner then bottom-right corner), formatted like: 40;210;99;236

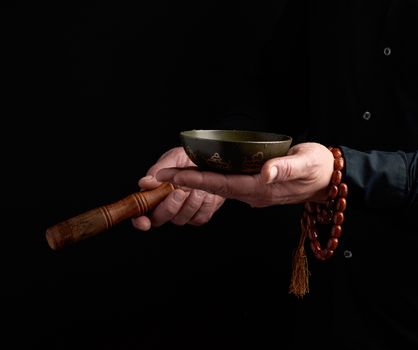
289;218;310;298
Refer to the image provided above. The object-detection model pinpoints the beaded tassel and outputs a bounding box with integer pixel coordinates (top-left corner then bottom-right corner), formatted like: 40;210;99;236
289;147;348;297
289;217;310;298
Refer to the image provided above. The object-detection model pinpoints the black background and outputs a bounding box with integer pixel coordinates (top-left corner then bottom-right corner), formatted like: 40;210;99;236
2;1;305;348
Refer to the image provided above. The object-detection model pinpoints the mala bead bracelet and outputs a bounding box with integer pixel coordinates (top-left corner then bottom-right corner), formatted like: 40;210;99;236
289;146;348;297
303;146;348;260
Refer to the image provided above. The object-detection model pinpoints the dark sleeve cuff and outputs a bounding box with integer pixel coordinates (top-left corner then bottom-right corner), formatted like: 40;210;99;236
340;146;418;210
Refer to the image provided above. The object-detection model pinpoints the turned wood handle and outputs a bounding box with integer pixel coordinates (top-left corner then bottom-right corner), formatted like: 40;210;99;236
45;182;176;251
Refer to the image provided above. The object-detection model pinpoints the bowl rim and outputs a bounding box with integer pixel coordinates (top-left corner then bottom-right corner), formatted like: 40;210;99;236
180;129;293;144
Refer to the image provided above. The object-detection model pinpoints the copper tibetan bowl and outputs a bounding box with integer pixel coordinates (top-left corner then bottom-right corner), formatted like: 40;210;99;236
180;129;292;174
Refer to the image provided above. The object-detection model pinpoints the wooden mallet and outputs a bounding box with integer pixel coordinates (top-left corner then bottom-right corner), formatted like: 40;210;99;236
45;182;176;251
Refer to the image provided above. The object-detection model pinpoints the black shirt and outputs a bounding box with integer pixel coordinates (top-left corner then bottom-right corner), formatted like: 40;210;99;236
211;1;417;348
289;1;418;349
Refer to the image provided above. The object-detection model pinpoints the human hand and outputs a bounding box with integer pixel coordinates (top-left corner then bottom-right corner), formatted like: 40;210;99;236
155;142;334;207
131;147;226;231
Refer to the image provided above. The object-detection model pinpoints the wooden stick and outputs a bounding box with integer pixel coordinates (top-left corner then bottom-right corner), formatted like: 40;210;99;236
45;182;176;251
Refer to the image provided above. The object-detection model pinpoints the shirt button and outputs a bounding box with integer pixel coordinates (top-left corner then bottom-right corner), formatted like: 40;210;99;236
383;47;391;56
362;111;371;121
343;250;353;259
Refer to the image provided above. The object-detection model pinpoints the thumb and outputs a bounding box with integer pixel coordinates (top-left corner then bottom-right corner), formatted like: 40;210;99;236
261;154;306;184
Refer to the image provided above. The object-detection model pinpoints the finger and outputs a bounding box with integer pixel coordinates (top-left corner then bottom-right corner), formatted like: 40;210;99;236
138;174;161;190
189;194;224;226
138;149;185;189
261;155;307;184
131;216;152;231
170;189;205;226
149;189;188;227
156;168;260;199
147;147;194;176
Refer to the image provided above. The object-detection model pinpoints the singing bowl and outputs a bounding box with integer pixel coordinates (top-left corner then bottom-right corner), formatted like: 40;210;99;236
180;130;293;174
45;130;292;251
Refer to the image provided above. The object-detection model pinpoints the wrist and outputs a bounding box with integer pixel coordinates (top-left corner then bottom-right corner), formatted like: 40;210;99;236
312;146;336;203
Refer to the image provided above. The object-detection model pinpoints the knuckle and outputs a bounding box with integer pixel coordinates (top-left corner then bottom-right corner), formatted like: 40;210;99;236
186;192;204;211
215;182;232;197
276;160;293;181
165;203;180;216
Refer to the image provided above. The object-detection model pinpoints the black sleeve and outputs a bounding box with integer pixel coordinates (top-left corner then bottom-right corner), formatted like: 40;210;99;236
340;146;418;211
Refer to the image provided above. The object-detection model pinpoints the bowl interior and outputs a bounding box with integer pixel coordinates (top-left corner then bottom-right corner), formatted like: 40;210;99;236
180;130;292;174
180;129;291;142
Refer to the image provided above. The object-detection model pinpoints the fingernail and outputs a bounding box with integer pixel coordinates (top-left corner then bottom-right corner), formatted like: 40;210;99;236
142;175;154;181
173;190;186;202
267;166;278;184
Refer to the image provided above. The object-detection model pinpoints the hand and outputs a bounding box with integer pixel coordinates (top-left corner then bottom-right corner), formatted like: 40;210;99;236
155;142;334;207
131;147;226;231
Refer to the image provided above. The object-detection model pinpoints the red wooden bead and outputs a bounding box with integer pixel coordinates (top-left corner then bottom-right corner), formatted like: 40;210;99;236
328;185;339;199
339;183;348;197
331;170;342;185
324;249;334;259
331;225;342;238
336;198;347;211
330;148;342;159
333;211;345;225
334;157;343;168
334;157;344;171
310;240;321;254
327;238;339;250
315;252;326;261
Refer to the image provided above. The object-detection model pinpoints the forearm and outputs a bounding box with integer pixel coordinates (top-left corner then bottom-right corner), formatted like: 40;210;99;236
340;146;418;210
